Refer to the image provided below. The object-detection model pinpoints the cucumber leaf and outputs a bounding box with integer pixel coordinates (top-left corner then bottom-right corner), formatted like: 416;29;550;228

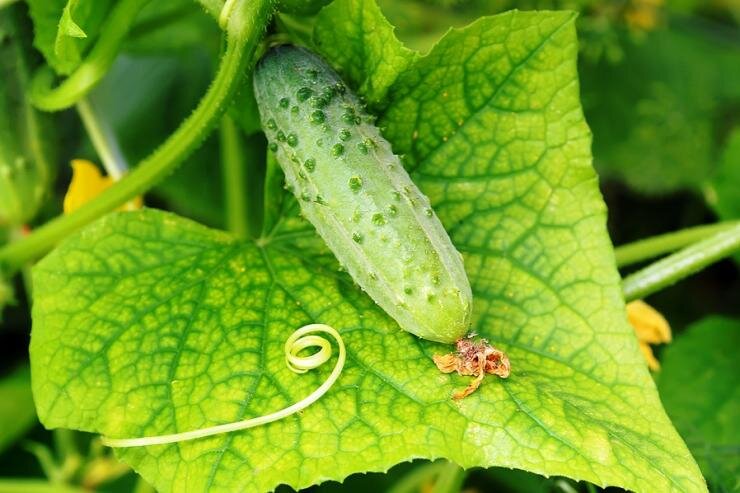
658;317;740;492
314;0;417;105
30;9;705;493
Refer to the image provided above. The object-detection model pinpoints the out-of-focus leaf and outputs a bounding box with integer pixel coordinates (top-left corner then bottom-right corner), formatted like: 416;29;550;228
314;0;416;105
27;0;115;75
706;128;740;221
658;316;740;492
581;22;740;193
0;365;36;453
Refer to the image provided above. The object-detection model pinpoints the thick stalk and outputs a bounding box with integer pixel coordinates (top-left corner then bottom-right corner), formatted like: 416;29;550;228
622;223;740;301
220;115;249;238
614;221;740;267
76;97;128;178
0;0;273;271
29;0;152;111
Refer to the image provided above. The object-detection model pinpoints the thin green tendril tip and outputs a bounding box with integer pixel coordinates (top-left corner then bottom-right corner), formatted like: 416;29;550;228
100;324;345;448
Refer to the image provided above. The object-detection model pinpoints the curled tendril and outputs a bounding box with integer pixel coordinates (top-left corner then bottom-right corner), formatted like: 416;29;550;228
100;324;345;448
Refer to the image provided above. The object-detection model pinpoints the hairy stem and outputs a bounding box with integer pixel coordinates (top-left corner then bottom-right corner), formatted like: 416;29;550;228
220;115;249;238
0;0;273;271
29;0;152;111
76;97;128;178
622;223;740;301
614;221;740;267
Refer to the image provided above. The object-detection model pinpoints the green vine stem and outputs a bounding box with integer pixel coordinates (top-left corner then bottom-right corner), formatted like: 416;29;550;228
29;0;152;112
614;221;740;267
0;0;273;271
622;223;740;302
0;479;87;493
220;115;249;239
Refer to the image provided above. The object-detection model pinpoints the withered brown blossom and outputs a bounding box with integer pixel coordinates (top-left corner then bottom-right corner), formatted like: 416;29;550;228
433;336;510;399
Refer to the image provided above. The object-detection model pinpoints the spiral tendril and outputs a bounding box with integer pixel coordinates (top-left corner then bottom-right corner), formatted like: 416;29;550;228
100;324;345;448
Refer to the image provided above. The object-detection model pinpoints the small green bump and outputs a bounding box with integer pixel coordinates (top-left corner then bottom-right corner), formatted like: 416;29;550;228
309;110;325;124
301;191;311;202
297;87;312;101
392;191;402;201
372;213;386;226
310;96;328;108
431;274;441;285
351;210;361;222
357;142;368;154
321;87;335;101
369;272;378;280
426;292;436;302
269;142;278;152
332;143;345;157
339;129;351;141
334;82;346;94
424;208;433;217
291;106;299;114
404;287;413;295
316;139;324;147
341;112;355;125
287;133;298;147
363;138;376;149
279;97;290;108
298;170;307;180
307;69;319;81
387;204;398;216
348;176;362;191
315;194;326;205
352;232;363;243
304;158;316;172
321;124;330;133
266;118;277;130
277;130;286;142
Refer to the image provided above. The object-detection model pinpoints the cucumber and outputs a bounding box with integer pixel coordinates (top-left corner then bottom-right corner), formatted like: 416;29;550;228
253;46;472;344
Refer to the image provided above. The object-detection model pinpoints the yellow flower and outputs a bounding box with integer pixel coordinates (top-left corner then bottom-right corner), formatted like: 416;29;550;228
626;300;672;371
63;159;142;214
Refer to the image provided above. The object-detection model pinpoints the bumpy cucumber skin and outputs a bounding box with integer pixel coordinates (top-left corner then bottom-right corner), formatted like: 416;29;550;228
254;46;472;344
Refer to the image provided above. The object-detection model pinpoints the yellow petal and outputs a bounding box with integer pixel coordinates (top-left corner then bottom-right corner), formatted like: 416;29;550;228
639;342;661;371
63;160;113;214
63;159;143;214
627;300;672;344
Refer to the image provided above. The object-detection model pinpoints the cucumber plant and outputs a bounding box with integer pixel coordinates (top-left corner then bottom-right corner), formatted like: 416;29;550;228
0;1;738;492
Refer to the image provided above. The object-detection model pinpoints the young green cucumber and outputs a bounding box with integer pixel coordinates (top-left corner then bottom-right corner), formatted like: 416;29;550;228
253;46;472;344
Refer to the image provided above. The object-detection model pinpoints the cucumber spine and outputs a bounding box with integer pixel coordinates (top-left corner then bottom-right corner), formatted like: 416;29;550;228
253;46;472;344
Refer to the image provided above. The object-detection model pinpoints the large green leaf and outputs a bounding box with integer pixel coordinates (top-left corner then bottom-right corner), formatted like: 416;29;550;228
658;317;740;492
31;9;704;493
